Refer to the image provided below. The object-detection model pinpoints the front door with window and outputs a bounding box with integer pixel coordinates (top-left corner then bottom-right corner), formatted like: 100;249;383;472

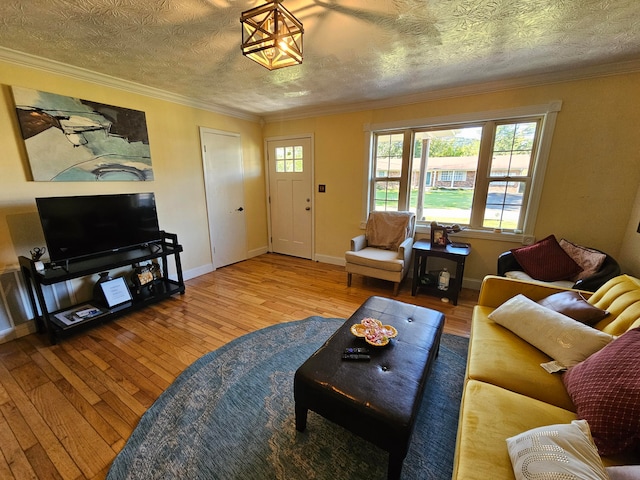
267;137;313;259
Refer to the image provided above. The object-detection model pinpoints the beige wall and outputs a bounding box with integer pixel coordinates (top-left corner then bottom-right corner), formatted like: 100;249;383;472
0;60;267;278
2;59;639;297
620;182;640;277
265;72;640;283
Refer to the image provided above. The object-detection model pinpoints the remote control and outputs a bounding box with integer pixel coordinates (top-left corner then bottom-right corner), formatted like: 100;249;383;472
344;347;370;354
342;353;371;361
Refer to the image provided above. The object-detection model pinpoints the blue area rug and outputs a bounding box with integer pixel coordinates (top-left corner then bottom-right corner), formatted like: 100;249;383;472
107;316;468;480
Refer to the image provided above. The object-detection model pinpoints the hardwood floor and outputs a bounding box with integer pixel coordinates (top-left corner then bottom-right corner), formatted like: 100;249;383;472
0;253;476;480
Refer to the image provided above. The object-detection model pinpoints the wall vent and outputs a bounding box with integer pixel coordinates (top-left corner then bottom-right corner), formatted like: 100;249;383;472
0;268;74;344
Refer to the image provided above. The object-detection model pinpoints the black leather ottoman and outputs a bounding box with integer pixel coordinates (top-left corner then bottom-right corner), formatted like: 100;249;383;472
294;296;445;480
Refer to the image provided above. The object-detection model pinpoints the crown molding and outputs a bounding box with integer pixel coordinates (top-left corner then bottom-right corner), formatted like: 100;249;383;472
2;46;639;126
0;47;261;123
262;58;640;123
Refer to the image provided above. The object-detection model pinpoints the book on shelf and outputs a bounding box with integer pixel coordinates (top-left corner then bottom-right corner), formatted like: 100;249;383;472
53;304;106;326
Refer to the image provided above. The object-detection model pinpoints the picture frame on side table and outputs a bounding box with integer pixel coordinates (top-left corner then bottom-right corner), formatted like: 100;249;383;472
430;226;448;248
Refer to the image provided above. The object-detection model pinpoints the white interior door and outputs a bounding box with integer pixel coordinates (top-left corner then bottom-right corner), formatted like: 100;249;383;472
267;137;313;259
201;128;247;269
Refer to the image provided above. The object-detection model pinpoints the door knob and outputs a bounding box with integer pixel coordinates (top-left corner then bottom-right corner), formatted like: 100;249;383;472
305;207;311;211
237;207;244;212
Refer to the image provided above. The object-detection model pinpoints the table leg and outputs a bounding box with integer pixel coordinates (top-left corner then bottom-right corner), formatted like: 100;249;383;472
295;403;308;432
387;452;404;480
412;252;421;296
452;259;465;305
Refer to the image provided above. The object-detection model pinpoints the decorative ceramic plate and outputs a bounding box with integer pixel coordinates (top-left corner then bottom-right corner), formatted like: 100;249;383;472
350;317;398;347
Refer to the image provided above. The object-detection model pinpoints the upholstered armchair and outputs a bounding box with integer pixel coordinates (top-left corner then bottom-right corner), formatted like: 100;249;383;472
345;211;416;295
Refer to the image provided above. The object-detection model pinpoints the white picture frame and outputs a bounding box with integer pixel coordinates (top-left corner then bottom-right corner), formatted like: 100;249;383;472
99;277;133;308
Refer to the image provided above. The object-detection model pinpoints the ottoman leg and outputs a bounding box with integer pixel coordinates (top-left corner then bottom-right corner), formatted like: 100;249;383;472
295;403;308;432
387;453;404;480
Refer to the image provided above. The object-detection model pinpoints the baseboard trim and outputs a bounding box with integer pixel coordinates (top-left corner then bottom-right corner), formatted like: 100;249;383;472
0;321;37;344
183;263;214;281
462;278;482;291
248;247;269;258
315;254;345;266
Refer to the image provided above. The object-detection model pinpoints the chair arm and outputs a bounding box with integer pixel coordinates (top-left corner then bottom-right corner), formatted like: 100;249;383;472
398;236;414;265
573;255;621;292
350;234;367;252
496;251;522;276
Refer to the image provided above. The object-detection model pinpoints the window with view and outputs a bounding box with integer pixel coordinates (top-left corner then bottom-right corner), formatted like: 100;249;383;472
369;107;554;235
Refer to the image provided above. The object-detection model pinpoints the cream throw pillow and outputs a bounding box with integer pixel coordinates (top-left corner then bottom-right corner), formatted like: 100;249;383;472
488;294;613;367
507;420;608;480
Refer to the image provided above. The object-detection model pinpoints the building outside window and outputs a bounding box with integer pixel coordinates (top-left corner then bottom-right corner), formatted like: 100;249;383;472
369;108;554;235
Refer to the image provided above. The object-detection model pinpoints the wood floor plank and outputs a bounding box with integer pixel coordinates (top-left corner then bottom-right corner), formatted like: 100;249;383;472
91;400;137;441
53;378;121;447
0;401;38;450
0;410;39;480
36;348;102;406
27;382;114;479
0;253;475;479
23;443;64;480
0;363;82;480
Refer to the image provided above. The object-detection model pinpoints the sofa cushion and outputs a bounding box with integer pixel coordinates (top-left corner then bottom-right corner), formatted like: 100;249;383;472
488;294;613;368
504;270;575;289
538;291;610;326
587;275;640;336
510;235;582;282
468;306;575;411
563;328;640;456
344;247;404;272
506;420;608;480
560;238;607;281
452;380;576;480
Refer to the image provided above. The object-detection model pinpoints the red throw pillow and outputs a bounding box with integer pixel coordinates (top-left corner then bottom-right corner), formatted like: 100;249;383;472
562;328;640;456
511;235;582;282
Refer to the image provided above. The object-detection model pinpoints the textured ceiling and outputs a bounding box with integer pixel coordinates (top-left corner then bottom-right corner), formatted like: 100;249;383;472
1;0;640;119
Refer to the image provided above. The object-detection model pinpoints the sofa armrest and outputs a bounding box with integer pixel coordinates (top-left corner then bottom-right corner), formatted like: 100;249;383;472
477;275;588;308
573;254;621;292
350;234;367;252
496;251;522;276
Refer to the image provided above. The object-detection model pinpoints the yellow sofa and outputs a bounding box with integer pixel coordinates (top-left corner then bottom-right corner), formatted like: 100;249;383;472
452;274;640;479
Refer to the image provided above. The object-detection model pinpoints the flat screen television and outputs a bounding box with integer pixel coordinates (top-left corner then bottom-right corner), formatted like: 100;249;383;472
36;193;162;264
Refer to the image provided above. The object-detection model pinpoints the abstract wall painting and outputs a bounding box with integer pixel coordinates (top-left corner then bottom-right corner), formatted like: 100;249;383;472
12;86;153;181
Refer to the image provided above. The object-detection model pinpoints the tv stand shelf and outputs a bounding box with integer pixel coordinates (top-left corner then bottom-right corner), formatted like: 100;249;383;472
19;231;185;344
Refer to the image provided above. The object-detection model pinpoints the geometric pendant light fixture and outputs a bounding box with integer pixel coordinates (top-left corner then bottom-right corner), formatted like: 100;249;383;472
240;0;304;70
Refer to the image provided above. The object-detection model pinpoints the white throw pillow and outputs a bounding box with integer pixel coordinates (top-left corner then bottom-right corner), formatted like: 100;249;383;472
507;420;609;480
488;294;613;367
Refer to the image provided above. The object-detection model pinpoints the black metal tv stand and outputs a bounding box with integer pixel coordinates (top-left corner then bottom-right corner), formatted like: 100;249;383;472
19;231;185;344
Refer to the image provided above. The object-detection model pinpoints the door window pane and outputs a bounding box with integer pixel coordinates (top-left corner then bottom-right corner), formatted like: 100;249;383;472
275;145;304;173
